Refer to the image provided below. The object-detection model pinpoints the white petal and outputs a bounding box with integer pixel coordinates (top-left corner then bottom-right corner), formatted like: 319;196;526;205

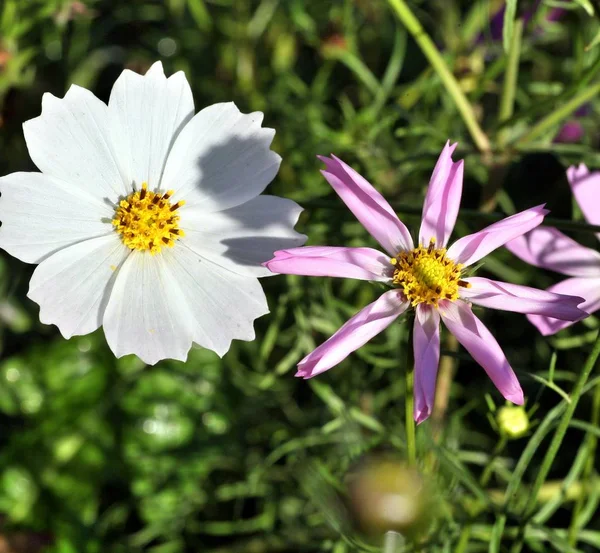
0;172;114;263
108;61;195;190
23;85;127;200
163;245;269;355
103;246;269;364
28;234;129;339
102;250;194;364
182;195;306;277
162;102;281;211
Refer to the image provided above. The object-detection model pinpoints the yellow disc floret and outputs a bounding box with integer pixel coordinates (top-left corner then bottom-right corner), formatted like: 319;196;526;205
391;240;470;307
112;183;185;255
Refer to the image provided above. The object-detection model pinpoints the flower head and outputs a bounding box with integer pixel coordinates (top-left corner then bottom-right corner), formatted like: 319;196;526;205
0;62;306;364
265;142;585;422
507;164;600;335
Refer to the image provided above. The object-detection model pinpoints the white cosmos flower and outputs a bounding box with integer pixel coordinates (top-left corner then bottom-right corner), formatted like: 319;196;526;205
0;62;306;364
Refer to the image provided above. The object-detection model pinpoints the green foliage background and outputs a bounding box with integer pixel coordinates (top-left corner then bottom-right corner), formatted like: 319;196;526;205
1;0;600;551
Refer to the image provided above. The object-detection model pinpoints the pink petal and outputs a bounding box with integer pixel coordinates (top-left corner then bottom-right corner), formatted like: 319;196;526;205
567;164;600;237
461;277;586;321
506;227;600;277
264;246;392;281
439;300;524;405
447;205;548;267
319;155;413;256
296;290;409;378
527;277;600;335
413;304;441;424
419;141;464;248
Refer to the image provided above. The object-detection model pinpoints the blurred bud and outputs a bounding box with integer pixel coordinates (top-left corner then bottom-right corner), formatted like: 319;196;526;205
497;405;529;438
346;457;434;539
320;34;348;59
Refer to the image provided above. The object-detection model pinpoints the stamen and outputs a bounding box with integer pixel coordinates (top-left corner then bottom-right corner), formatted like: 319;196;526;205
390;243;464;307
111;182;185;255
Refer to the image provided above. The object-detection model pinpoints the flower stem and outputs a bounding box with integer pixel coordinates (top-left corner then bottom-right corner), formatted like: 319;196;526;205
497;18;523;148
386;0;491;153
383;531;405;553
522;332;600;517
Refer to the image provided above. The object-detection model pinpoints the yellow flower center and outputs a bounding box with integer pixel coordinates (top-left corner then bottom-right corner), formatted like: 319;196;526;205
390;240;469;307
112;183;185;255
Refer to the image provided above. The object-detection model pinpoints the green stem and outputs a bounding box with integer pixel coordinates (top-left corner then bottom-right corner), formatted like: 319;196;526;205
523;333;600;517
515;81;600;146
497;18;523;147
386;0;491;153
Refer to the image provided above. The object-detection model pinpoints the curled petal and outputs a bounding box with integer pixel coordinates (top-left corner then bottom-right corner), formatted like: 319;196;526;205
419;141;464;248
265;246;392;281
439;300;524;405
447;205;548;267
567;164;600;234
506;227;600;278
319;155;413;256
461;277;586;321
296;290;409;378
413;304;441;424
527;277;600;336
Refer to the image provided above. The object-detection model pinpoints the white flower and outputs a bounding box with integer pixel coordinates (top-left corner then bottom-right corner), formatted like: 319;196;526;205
0;62;306;364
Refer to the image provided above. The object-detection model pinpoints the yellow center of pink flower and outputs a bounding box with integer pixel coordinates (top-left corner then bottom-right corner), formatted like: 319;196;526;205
390;240;469;307
112;182;185;255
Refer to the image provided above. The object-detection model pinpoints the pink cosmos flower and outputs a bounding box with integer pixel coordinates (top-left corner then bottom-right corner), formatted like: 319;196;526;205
265;143;586;422
507;164;600;335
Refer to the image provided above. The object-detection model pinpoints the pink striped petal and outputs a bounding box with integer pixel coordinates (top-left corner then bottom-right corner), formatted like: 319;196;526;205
461;277;586;321
447;205;548;267
419;141;464;248
506;227;600;277
439;300;524;405
567;164;600;235
413;304;441;424
319;155;413;256
265;246;392;281
527;277;600;335
296;290;409;378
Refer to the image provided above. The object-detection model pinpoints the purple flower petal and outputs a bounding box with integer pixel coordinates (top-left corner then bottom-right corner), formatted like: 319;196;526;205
413;304;440;424
506;226;600;277
439;299;524;405
296;290;409;378
319;155;413;256
447;205;548;267
527;277;600;336
461;276;586;321
567;164;600;236
418;141;464;248
265;246;392;281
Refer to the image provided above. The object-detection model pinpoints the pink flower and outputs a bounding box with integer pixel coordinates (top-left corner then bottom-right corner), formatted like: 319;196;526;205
265;143;586;422
507;164;600;336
